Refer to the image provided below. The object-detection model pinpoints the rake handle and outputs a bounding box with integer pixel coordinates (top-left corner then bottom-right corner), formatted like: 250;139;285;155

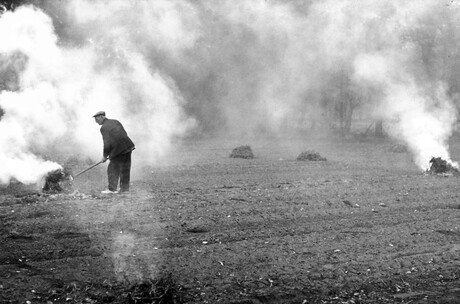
73;160;104;178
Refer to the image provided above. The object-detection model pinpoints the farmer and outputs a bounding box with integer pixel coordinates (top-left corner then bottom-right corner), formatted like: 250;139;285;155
93;111;135;194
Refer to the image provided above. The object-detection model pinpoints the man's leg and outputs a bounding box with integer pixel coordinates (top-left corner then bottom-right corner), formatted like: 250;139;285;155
107;159;121;191
119;152;132;192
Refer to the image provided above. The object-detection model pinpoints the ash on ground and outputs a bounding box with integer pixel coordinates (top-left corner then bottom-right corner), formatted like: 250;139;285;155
42;168;73;193
427;157;459;175
230;145;254;159
297;150;327;161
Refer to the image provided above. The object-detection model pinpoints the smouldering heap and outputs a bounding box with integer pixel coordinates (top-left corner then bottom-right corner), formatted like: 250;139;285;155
230;145;254;159
42;168;73;193
426;157;459;175
297;150;326;161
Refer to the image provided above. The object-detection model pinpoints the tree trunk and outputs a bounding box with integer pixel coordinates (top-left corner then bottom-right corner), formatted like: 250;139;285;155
344;99;354;133
375;120;384;137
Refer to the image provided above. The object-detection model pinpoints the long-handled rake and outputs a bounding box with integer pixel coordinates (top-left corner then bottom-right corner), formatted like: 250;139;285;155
73;160;104;179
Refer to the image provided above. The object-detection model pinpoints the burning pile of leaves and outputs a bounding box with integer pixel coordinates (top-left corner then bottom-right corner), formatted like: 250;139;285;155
297;150;327;161
42;167;73;193
230;145;254;159
127;275;186;304
427;157;459;175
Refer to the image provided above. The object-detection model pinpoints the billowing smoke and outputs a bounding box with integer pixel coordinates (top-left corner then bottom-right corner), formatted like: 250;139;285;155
354;53;458;169
0;2;195;184
0;6;66;183
348;1;460;169
303;0;459;170
1;0;459;184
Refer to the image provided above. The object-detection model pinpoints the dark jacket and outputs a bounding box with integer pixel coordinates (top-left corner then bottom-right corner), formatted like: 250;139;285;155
100;118;135;159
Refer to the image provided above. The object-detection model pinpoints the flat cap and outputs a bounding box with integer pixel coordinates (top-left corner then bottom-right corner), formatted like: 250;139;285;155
92;111;106;117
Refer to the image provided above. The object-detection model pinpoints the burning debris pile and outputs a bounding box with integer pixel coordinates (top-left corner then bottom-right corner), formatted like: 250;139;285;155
427;157;459;175
42;168;73;193
297;150;327;161
230;145;254;159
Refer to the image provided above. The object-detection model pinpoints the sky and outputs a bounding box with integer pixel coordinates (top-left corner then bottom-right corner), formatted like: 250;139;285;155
0;0;460;183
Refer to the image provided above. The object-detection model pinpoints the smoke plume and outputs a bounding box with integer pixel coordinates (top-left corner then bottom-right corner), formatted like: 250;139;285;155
0;2;195;184
1;0;459;184
348;1;459;169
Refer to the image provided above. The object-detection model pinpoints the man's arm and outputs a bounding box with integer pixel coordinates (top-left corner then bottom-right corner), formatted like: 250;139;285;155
100;122;113;162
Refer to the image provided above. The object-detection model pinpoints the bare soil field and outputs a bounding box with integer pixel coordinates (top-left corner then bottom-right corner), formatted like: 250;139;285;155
1;136;460;303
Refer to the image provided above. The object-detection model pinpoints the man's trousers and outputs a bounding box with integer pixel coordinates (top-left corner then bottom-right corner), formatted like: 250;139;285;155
107;152;132;192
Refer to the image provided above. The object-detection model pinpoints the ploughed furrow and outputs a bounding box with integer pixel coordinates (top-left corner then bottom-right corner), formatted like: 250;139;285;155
0;232;103;265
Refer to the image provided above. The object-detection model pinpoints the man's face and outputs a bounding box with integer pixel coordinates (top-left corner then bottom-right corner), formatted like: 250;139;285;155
94;115;105;125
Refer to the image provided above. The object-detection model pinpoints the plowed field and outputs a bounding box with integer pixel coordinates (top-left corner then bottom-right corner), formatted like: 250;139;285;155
1;136;460;303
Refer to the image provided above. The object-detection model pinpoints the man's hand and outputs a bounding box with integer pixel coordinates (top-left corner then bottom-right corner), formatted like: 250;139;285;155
101;156;108;163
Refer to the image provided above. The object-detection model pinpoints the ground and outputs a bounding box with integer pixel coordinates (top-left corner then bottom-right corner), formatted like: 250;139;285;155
1;135;460;303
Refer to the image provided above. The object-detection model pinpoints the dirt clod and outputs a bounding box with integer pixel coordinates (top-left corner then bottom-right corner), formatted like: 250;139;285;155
185;226;209;233
230;145;254;159
296;150;326;161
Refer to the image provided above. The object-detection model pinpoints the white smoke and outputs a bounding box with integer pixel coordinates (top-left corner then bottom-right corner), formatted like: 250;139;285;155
0;2;195;184
0;0;459;185
354;53;458;169
344;0;459;170
0;6;65;183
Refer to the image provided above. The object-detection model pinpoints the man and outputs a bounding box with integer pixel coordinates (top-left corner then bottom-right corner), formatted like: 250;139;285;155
93;111;135;194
